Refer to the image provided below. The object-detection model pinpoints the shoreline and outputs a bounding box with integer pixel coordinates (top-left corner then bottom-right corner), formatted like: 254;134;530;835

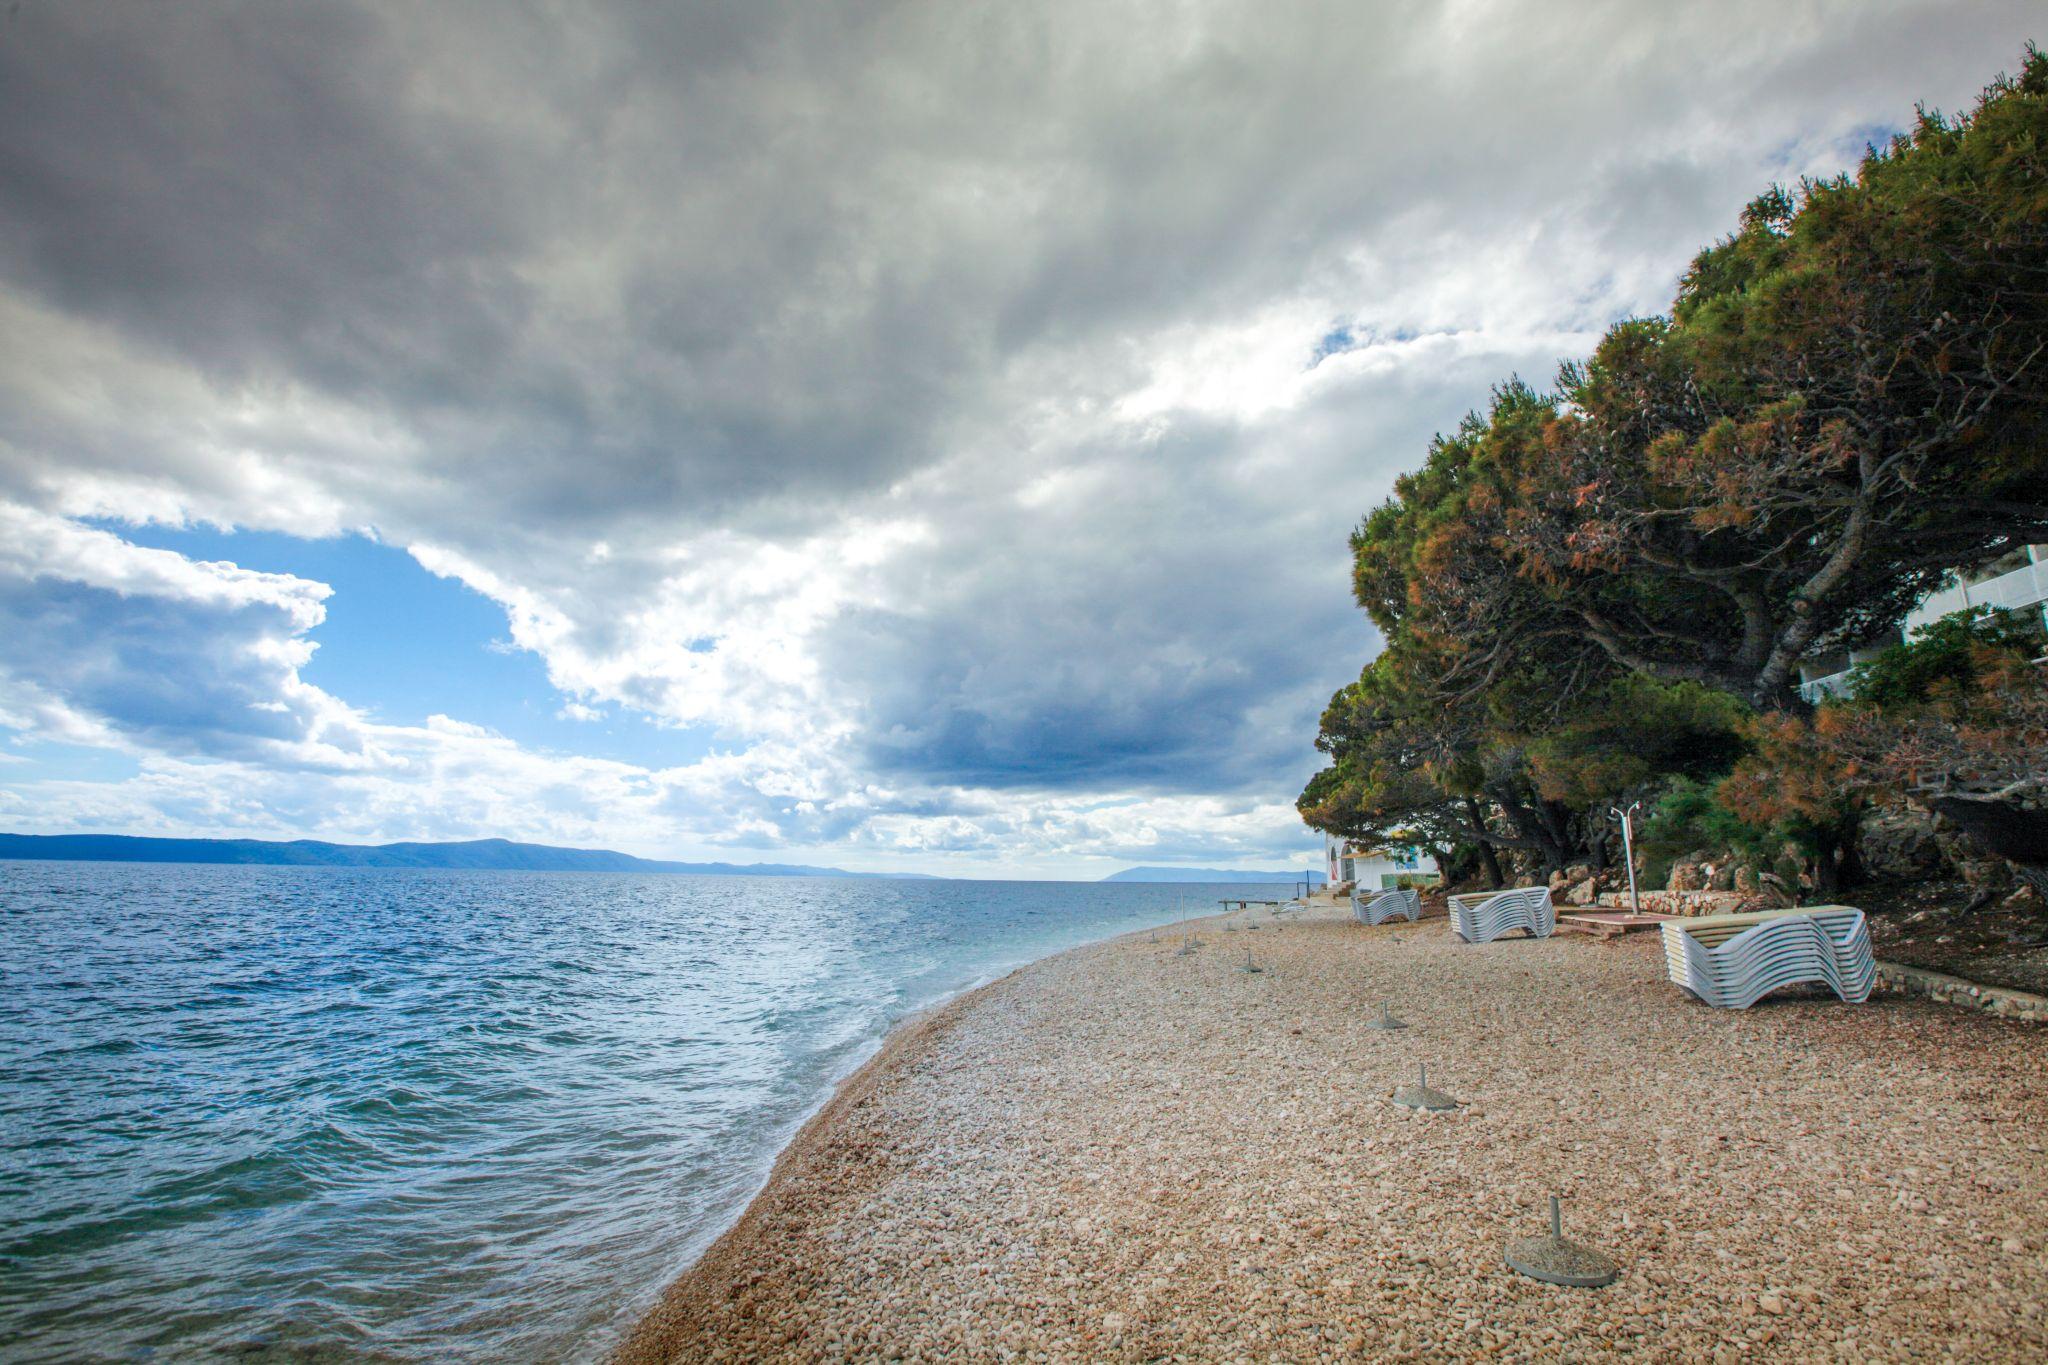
611;903;1241;1358
618;900;2048;1361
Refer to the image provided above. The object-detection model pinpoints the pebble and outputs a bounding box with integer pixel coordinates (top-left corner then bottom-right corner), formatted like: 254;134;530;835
616;902;2048;1362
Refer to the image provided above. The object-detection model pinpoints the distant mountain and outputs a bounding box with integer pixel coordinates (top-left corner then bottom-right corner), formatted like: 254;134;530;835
0;833;930;878
1100;866;1325;884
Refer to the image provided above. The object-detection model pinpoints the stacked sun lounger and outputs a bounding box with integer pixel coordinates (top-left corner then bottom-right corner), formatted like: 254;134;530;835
1661;906;1875;1009
1446;886;1555;943
1354;886;1422;926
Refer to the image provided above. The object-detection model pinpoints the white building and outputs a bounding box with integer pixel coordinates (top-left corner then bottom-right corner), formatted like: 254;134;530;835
1799;544;2048;703
1323;831;1436;891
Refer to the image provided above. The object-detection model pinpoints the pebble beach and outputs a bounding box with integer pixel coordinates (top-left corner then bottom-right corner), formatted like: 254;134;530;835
618;900;2048;1362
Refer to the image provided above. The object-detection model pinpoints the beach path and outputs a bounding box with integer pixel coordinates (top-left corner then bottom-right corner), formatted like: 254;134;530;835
618;903;2048;1362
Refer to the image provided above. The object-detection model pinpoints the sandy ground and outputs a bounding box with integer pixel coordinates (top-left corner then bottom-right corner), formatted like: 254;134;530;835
617;900;2048;1363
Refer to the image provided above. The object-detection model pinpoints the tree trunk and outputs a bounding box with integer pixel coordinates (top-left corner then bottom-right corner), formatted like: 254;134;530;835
1490;785;1569;878
1752;490;1875;709
1810;811;1866;897
1587;827;1610;872
1476;841;1504;889
1540;800;1579;867
1835;822;1866;890
1463;797;1505;889
1812;836;1841;896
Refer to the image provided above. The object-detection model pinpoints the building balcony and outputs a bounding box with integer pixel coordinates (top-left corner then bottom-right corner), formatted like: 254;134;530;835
1797;668;1858;704
1799;548;2047;705
1901;552;2048;634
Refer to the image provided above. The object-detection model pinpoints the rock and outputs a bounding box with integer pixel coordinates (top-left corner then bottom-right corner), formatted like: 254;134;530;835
1760;1294;1787;1316
1732;865;1759;895
1708;862;1737;892
1565;877;1600;906
1860;807;1951;883
1932;813;2017;895
1562;863;1592;885
1668;860;1708;892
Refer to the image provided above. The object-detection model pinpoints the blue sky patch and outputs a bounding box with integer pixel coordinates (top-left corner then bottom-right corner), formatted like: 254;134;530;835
0;739;144;787
78;522;713;769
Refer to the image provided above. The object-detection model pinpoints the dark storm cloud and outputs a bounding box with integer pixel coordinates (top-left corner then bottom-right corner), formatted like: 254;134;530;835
0;1;975;524
0;4;529;397
2;0;1930;528
829;354;1535;797
0;0;2039;863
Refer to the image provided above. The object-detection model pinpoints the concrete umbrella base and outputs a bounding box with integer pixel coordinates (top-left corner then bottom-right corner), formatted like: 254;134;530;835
1505;1198;1620;1287
1390;1063;1457;1110
1363;1002;1408;1030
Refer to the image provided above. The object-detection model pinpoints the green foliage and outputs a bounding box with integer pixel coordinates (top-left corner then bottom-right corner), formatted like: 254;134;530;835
1848;608;2045;710
1298;639;1488;854
1306;47;2048;888
1525;678;1750;808
1339;46;2048;715
1635;777;1777;889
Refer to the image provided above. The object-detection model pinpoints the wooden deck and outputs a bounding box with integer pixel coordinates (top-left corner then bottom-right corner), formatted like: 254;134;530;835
1556;910;1674;941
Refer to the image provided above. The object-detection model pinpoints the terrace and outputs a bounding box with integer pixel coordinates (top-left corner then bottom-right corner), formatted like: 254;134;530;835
1799;545;2048;704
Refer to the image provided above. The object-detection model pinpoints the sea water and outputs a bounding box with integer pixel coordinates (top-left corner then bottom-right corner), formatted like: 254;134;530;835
0;860;1289;1360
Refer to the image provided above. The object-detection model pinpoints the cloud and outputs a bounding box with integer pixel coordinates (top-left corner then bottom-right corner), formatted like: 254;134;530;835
0;500;1327;867
0;505;340;759
0;0;2037;869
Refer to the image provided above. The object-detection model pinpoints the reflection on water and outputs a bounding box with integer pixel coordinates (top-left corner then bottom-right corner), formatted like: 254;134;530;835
0;862;1260;1360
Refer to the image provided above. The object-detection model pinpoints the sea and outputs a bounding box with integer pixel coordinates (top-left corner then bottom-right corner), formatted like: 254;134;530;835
0;860;1295;1361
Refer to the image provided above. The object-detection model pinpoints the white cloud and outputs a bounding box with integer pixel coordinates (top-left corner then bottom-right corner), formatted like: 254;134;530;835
0;1;2035;870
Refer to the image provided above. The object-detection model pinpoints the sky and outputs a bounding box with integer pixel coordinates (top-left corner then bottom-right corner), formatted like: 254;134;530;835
0;1;2036;878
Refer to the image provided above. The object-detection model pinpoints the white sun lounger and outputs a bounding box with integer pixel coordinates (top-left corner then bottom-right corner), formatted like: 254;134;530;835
1446;886;1554;943
1661;906;1874;1008
1354;886;1422;926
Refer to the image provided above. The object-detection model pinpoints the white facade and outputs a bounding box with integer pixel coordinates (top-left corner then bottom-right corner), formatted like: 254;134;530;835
1799;544;2048;703
1323;830;1436;890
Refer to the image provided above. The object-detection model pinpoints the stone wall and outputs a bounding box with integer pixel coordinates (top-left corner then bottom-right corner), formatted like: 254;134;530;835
1874;960;2048;1023
1593;889;1749;917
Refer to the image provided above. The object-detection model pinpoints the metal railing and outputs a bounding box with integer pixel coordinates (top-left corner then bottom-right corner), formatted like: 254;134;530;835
1800;552;2047;704
1797;668;1858;705
1902;557;2048;633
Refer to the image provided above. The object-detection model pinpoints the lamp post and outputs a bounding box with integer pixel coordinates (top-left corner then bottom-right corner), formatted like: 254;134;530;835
1610;801;1642;916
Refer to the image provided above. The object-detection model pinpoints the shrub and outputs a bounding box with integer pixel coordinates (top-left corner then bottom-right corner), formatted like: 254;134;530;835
1636;776;1776;888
